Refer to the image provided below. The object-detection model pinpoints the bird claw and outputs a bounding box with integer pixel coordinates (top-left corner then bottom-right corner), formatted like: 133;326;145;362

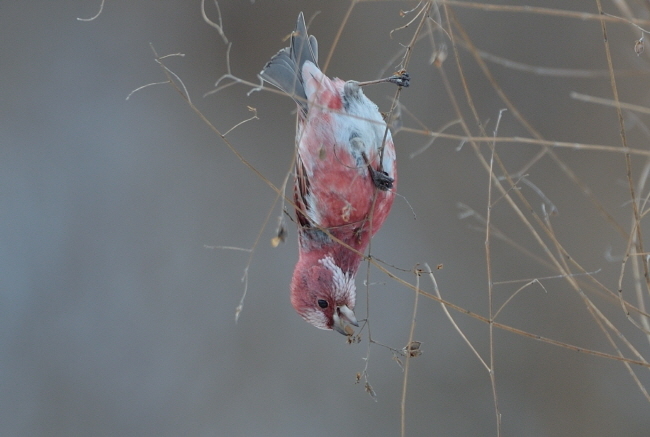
361;150;394;191
369;167;394;191
388;70;410;88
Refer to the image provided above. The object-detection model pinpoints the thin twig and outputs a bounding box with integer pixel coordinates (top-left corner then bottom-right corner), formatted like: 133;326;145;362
77;0;105;21
201;0;229;44
400;269;420;437
426;264;489;371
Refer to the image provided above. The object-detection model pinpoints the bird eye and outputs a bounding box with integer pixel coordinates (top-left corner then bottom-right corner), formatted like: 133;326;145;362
317;299;328;309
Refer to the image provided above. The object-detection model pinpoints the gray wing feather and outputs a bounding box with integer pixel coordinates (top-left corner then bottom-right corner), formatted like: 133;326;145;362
260;12;319;116
308;35;318;64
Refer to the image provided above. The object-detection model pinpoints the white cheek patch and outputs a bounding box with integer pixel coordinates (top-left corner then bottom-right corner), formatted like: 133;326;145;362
318;255;356;308
300;308;330;330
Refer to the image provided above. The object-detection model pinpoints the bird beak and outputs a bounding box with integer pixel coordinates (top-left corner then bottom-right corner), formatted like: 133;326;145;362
332;305;359;336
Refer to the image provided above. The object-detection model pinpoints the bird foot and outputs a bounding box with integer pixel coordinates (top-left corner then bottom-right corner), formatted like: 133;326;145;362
387;70;410;88
361;151;394;191
357;70;410;89
369;166;394;191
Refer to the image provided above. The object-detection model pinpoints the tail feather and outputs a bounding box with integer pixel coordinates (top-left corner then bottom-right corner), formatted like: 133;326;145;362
260;12;318;115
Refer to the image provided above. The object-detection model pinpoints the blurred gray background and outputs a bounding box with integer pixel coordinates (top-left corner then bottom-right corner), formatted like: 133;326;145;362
2;1;650;436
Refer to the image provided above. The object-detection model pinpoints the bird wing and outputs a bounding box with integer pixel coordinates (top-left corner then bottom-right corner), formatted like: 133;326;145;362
294;154;311;229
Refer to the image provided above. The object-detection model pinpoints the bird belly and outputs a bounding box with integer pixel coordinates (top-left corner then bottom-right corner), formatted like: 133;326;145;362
300;134;394;233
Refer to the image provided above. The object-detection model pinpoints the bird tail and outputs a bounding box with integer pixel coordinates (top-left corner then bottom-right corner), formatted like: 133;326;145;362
259;12;319;116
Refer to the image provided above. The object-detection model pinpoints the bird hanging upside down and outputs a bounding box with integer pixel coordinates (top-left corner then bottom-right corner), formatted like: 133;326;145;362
260;12;408;335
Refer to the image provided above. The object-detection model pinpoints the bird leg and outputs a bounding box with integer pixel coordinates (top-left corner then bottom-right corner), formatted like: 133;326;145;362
362;152;394;191
370;167;394;191
357;70;410;88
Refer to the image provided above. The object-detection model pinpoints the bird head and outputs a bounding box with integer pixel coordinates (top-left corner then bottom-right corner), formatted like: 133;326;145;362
290;254;358;335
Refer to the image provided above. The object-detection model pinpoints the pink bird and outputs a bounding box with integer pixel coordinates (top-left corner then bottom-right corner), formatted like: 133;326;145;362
260;13;408;334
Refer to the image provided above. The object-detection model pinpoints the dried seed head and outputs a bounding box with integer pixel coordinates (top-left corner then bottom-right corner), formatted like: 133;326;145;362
403;340;423;357
432;44;448;67
271;221;288;247
635;38;644;56
365;382;377;401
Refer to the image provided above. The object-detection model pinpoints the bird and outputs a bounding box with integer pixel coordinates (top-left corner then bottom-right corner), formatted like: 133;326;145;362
260;12;407;335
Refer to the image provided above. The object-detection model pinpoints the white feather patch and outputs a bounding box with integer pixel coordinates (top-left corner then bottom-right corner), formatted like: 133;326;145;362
318;255;356;308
